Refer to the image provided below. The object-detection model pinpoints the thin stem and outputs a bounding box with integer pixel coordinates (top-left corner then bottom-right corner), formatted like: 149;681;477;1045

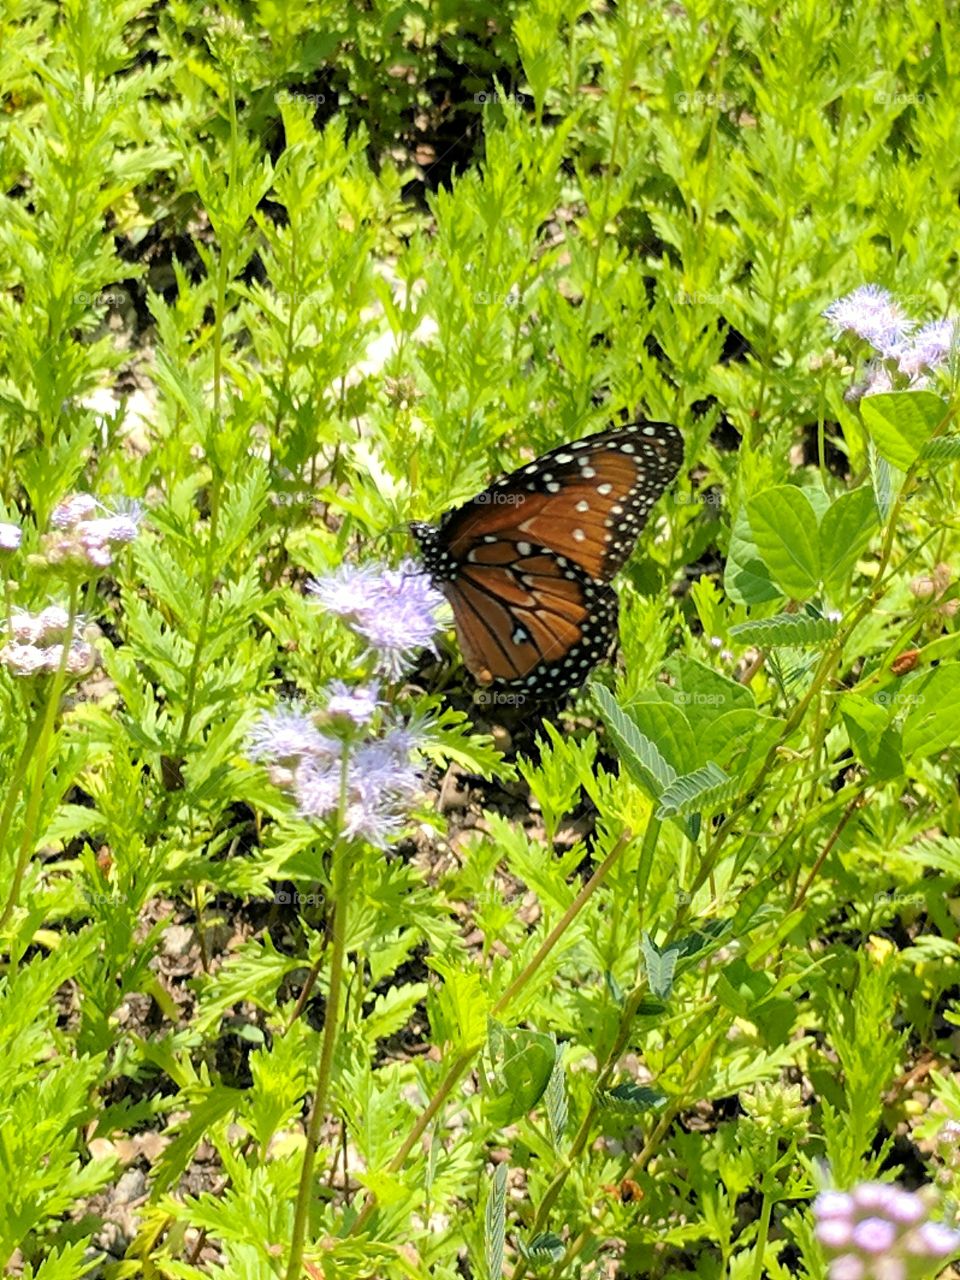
790;788;866;913
0;711;46;916
346;829;634;1238
285;752;352;1280
0;583;80;936
635;811;662;933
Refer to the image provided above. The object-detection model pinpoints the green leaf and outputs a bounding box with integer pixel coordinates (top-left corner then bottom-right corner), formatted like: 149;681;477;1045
485;1163;507;1280
839;694;904;780
901;665;960;758
429;961;490;1052
641;932;678;1000
544;1045;568;1148
867;440;901;524
745;486;821;598
487;1020;557;1124
591;683;676;796
600;1082;668;1111
518;1232;565;1264
661;656;756;719
820;486;879;599
729;612;839;647
625;699;699;777
656;761;733;818
922;435;960;461
21;1241;99;1280
860;390;947;470
725;503;781;605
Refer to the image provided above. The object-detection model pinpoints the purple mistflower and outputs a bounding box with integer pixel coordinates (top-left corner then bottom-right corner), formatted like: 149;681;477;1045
324;679;381;726
814;1181;960;1280
309;558;446;680
0;522;21;551
247;706;339;766
0;643;49;676
308;562;391;619
823;285;914;357
44;496;144;572
290;729;422;847
249;704;424;849
898;318;957;378
51;493;98;529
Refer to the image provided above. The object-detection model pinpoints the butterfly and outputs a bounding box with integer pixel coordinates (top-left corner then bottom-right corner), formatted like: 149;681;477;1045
410;419;683;698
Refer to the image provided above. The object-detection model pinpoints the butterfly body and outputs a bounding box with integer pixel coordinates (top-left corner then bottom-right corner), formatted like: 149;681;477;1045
411;420;683;697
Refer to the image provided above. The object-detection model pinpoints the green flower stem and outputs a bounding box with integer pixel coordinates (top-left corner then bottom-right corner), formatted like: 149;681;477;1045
346;828;633;1240
0;582;80;938
749;1137;780;1280
285;750;352;1280
0;711;46;931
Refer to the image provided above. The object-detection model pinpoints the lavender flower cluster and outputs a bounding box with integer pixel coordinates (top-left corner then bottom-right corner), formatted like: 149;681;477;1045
308;558;446;681
42;494;142;571
822;285;956;398
814;1182;960;1280
248;683;423;847
0;606;95;678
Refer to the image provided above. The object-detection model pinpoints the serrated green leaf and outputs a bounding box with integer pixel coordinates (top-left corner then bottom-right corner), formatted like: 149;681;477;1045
656;761;732;818
591;682;676;796
485;1163;507;1280
601;1082;668;1111
729;612;838;647
922;435;960;461
545;1044;568;1147
839;694;904;779
624;698;699;777
518;1232;565;1264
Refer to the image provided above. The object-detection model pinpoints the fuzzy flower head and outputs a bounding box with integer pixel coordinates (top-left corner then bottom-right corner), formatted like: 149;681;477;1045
1;605;96;679
0;522;21;552
823;285;914;358
898;318;957;378
247;696;424;848
322;679;382;729
43;495;143;573
309;558;446;680
813;1181;960;1280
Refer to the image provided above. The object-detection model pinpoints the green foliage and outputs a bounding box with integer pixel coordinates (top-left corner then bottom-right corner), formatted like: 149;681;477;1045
0;0;958;1276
